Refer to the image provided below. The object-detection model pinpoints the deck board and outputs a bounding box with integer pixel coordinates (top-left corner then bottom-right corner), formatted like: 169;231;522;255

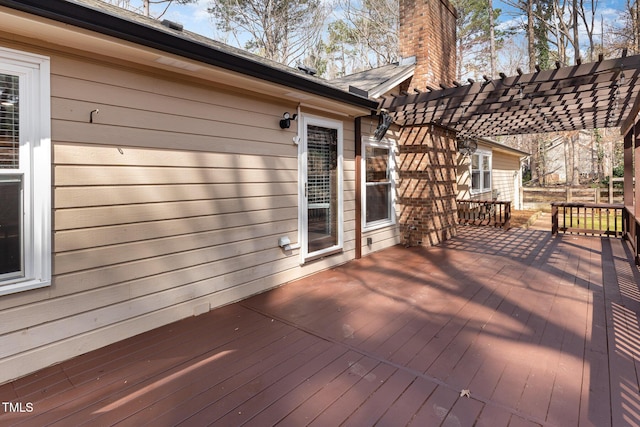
1;226;639;426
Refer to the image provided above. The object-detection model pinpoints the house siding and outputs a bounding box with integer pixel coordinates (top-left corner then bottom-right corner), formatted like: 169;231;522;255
0;47;359;383
456;144;523;208
492;150;521;204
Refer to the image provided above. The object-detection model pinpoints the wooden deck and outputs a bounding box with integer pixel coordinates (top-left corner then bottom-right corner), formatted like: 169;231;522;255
1;225;640;426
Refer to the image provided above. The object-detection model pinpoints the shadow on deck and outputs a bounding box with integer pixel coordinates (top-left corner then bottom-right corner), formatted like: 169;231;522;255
1;226;639;426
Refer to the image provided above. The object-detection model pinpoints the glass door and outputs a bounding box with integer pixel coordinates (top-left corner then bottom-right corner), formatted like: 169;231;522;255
302;118;343;259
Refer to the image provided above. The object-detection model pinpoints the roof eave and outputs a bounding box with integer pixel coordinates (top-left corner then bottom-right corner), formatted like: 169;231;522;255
476;137;530;157
1;0;379;111
369;65;415;99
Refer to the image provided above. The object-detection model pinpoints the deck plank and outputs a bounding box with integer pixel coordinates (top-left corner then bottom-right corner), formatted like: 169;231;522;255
17;306;274;426
274;355;379;426
207;343;347;426
132;332;318;426
80;322;302;425
373;376;438;427
241;350;363;427
306;363;397;426
1;227;639;427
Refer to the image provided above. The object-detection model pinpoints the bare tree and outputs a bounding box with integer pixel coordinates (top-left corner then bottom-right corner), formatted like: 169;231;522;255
452;0;503;81
327;0;399;76
577;0;598;61
606;0;640;55
497;34;528;75
208;0;328;66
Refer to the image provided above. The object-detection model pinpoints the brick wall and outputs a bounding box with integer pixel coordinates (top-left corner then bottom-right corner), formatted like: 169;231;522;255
396;0;458;246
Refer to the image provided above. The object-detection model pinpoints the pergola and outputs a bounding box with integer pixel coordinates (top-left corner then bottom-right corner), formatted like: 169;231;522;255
380;53;640;263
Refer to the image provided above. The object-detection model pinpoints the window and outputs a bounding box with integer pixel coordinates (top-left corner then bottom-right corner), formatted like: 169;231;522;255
471;151;491;193
0;46;51;295
362;137;395;229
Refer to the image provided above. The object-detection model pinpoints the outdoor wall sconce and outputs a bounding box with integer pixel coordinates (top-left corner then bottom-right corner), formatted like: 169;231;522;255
279;112;298;129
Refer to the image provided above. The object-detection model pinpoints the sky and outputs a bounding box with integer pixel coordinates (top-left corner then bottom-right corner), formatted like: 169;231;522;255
147;0;215;37
149;0;630;37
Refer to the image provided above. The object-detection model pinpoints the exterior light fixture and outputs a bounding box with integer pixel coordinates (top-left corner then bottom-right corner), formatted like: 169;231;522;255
374;111;393;140
457;137;478;156
279;112;298;129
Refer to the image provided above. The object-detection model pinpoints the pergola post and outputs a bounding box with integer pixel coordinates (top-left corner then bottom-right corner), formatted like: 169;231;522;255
636;122;640;263
624;127;633;210
624;122;640;263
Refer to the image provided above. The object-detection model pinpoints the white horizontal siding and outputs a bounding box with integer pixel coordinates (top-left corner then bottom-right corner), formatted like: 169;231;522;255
492;151;520;202
0;48;358;383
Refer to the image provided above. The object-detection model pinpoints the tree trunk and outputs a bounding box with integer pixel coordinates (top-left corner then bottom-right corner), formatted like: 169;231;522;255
573;0;580;63
564;133;573;185
637;0;640;52
527;0;536;71
489;0;496;78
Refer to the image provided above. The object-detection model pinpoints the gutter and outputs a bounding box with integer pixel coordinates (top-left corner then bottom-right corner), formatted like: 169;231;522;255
0;0;379;111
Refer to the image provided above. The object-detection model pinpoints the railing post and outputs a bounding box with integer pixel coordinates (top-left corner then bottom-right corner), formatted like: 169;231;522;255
623;207;629;236
636;216;640;265
551;203;558;235
503;202;511;229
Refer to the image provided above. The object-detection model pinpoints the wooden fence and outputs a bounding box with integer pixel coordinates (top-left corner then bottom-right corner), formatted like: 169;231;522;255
523;186;624;209
457;200;511;229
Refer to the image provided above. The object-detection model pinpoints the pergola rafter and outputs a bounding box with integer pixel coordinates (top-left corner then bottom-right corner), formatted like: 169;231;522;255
380;54;640;138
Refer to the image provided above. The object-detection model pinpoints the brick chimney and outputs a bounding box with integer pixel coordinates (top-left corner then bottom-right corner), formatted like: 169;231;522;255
399;0;457;89
395;0;459;247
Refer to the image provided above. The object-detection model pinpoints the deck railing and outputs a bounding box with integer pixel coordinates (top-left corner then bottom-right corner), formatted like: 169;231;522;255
551;202;626;237
457;200;511;229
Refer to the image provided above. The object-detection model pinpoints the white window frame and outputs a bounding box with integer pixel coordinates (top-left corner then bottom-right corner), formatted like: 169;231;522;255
0;46;51;296
361;136;396;231
299;115;343;262
470;150;492;195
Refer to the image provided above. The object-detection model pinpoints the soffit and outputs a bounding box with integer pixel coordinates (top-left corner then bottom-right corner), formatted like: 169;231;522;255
381;55;640;138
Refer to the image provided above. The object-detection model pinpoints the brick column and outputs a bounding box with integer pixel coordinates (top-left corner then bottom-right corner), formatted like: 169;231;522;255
397;125;458;246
